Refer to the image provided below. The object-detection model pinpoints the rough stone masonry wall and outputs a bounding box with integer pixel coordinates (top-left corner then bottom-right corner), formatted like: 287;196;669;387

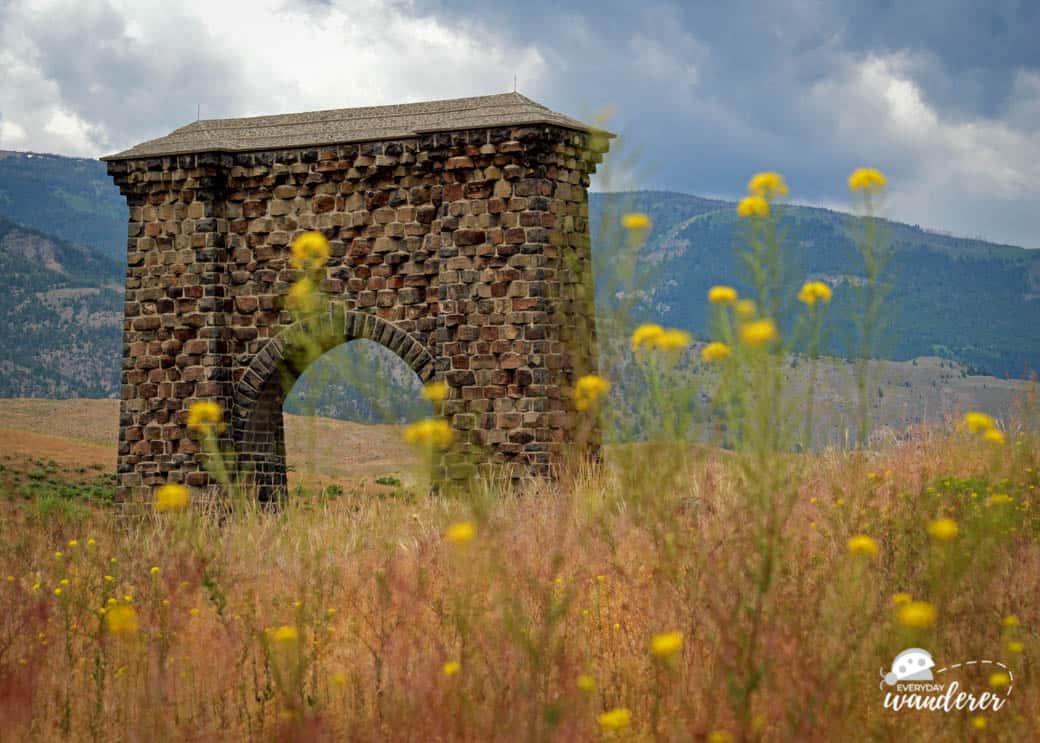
108;124;604;502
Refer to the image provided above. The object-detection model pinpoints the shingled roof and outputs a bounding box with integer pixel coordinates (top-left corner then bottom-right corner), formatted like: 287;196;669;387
102;92;602;161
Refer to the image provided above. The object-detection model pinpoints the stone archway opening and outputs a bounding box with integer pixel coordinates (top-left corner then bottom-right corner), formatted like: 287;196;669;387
233;308;435;501
281;337;433;494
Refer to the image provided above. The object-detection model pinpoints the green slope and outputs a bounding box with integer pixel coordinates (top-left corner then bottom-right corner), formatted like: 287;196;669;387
0;217;123;397
590;191;1040;378
0;150;127;261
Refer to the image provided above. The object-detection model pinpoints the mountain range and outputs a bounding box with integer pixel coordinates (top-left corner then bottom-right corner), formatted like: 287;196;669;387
0;149;1036;423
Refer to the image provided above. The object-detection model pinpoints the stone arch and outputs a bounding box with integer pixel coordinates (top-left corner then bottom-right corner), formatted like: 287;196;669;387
103;93;609;502
232;306;434;499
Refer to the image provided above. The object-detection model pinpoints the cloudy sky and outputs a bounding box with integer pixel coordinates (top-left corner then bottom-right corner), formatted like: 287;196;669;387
2;0;1038;248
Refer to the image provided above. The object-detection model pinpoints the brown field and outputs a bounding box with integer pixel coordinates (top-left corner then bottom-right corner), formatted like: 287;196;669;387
0;398;418;493
0;394;1037;741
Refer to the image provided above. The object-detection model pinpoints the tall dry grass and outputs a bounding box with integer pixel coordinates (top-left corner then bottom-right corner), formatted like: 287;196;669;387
0;423;1037;741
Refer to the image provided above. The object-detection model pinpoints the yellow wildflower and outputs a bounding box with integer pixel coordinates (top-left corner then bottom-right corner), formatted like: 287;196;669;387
53;588;62;596
702;342;731;363
68;540;78;547
650;630;684;659
289;231;330;270
983;429;1006;445
598;708;632;731
442;660;461;677
848;167;887;192
708;732;734;743
926;518;959;541
655;329;692;351
989;672;1010;688
576;674;596;692
797;281;833;306
105;605;140;636
574;374;611;411
962;411;995;433
631;323;664;352
735;299;757;319
971;716;987;730
736;195;770;218
286;277;320;313
987;494;1013;506
898;601;937;629
620;212;651;230
445;521;476;545
155;483;189;513
272;625;298;644
421;380;449;403
1007;640;1024;654
402;419;454;449
1001;615;1019;627
150;566;160;576
747;171;789;200
708;285;738;304
847;535;879;558
187;401;223;434
331;671;347;687
892;593;912;606
740;318;779;346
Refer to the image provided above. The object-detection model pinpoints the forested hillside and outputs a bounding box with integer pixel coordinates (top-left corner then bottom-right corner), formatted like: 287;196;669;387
0;217;122;397
0;150;127;260
590;192;1040;378
0;152;1035;420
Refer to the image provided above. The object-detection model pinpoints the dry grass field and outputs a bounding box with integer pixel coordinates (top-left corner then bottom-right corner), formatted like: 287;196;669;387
0;394;1037;741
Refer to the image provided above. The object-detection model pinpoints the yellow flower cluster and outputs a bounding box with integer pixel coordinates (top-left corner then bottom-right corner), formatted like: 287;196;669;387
737;171;790;219
620;212;651;230
650;630;683;658
736;195;769;218
155;483;189;513
105;605;140;636
290;231;331;271
926;517;959;541
420;381;449;403
701;342;731;363
708;285;738;304
442;660;461;677
187;401;224;434
739;318;779;346
445;521;476;545
630;323;691;352
748;171;789;200
286;277;320;314
898;601;937;629
272;625;299;644
797;281;833;306
846;534;879;558
598;707;631;731
574;374;610;411
402;419;454;449
962;411;1005;445
848;167;886;192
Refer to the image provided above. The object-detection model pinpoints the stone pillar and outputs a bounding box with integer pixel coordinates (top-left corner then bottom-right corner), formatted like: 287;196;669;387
107;154;232;502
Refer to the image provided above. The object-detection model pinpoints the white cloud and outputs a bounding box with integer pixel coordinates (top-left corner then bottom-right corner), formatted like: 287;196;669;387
802;52;1040;246
0;0;547;157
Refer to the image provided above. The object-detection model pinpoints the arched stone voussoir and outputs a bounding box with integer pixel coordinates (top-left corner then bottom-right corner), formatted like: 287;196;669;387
231;306;435;429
